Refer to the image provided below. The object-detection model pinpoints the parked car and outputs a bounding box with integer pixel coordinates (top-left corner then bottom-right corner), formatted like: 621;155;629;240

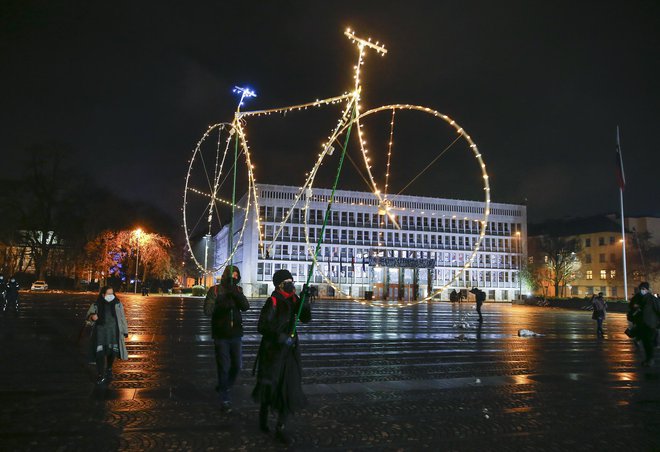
30;280;49;291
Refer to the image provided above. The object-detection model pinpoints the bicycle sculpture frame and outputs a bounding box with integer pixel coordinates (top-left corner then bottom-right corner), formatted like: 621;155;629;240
183;29;491;308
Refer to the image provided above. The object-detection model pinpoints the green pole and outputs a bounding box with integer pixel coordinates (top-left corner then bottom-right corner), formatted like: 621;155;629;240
228;127;239;288
291;107;357;337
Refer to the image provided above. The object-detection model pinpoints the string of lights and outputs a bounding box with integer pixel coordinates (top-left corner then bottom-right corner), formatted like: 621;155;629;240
183;29;491;308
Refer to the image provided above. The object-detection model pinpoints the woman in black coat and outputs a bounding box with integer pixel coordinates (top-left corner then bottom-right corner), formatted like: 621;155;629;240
252;269;311;444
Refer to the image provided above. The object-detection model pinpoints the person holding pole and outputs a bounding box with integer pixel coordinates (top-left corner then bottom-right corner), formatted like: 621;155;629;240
252;269;311;444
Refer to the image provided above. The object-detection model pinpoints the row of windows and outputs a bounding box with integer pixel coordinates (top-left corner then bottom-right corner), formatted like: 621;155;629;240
585;270;617;280
261;246;520;268
258;188;523;217
570;286;619;297
256;261;520;283
259;206;522;235
262;224;523;250
584;236;619;247
584;253;617;264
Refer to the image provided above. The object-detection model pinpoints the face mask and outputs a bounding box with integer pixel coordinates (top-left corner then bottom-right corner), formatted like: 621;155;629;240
283;281;295;293
104;294;115;302
10;279;15;282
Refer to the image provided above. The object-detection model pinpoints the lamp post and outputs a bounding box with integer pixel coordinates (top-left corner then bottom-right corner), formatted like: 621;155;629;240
134;228;142;293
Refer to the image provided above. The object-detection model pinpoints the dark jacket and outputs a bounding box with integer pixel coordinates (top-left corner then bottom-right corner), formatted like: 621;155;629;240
592;296;607;320
629;292;660;329
252;289;312;414
6;281;19;300
470;288;486;305
204;282;250;339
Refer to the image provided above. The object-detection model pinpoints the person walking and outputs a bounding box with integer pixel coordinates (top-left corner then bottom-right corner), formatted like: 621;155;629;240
470;287;486;322
203;265;250;412
252;269;312;444
86;286;129;384
591;292;607;338
3;276;20;313
628;282;660;367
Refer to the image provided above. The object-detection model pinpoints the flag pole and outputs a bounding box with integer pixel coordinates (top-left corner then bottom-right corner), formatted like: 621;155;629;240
617;126;628;299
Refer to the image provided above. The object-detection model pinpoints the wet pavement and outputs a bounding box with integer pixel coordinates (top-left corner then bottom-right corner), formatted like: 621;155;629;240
1;293;659;451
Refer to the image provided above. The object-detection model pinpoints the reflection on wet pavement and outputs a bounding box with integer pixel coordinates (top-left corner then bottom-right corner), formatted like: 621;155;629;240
0;293;658;450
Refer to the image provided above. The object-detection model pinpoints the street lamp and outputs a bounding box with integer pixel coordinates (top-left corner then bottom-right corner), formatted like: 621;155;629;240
134;228;142;293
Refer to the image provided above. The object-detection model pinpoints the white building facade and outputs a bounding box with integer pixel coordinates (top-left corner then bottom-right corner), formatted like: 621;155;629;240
214;184;527;301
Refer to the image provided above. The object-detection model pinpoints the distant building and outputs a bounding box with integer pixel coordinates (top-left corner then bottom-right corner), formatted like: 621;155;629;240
621;215;660;246
528;215;644;299
213;184;527;301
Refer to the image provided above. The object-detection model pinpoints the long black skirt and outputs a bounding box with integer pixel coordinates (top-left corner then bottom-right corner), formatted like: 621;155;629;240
252;347;307;415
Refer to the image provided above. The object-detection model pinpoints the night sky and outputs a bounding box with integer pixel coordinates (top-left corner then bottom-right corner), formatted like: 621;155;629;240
2;0;659;224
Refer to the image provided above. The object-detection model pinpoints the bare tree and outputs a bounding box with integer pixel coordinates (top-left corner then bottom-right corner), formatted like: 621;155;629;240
538;236;582;297
8;144;85;279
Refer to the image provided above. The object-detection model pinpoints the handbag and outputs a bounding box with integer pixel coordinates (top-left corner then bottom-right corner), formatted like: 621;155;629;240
624;326;637;338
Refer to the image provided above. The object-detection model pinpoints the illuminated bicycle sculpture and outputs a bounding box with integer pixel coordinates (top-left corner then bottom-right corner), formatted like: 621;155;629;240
186;30;490;306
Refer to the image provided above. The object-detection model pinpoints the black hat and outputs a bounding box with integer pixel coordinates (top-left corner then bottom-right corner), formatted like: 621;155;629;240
273;269;293;287
639;281;650;290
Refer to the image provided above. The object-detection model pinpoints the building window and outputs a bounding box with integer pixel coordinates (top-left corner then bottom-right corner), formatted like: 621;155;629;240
600;270;607;280
611;286;618;297
610;253;616;263
585;254;592;264
599;253;605;263
586;270;593;280
609;236;615;244
585;238;591;247
610;270;616;279
598;237;605;246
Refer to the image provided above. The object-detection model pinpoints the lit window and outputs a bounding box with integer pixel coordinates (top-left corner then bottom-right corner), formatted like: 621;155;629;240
600;270;607;280
586;270;593;280
610;270;616;279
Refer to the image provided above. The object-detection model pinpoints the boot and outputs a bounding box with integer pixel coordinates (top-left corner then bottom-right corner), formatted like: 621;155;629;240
259;405;269;433
275;423;291;445
105;355;115;382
